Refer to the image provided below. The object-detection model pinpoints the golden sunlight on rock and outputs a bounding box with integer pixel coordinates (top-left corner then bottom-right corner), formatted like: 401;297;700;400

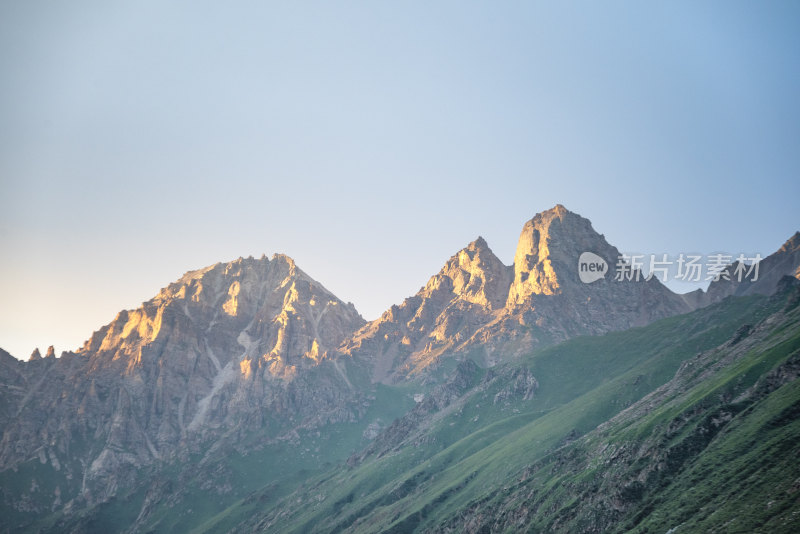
239;358;252;379
191;282;204;303
223;281;241;316
507;208;566;304
306;339;322;362
120;311;142;340
118;309;163;343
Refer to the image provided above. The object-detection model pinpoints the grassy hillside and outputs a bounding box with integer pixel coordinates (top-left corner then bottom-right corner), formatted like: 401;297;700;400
221;289;798;533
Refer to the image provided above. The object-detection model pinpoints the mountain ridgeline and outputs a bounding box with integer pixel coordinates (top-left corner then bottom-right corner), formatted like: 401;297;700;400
341;205;690;380
1;205;798;534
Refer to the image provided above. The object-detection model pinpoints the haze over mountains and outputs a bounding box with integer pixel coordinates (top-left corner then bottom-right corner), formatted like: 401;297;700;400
1;205;798;533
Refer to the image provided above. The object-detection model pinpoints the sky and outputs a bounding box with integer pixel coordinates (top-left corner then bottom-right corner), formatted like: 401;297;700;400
1;1;799;360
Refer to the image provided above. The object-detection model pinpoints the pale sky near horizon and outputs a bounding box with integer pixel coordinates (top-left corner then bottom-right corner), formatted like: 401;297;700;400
1;2;799;360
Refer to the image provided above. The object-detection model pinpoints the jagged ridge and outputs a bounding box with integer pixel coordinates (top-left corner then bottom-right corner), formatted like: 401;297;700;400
0;254;365;507
341;205;693;380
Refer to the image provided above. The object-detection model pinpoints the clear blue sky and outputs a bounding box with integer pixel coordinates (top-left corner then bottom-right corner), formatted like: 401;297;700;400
1;2;799;359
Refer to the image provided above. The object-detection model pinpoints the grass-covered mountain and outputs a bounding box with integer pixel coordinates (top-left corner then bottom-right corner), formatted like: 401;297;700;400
220;279;800;533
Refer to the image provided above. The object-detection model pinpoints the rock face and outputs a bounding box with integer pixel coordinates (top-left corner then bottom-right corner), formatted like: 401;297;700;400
497;204;691;340
0;254;365;505
702;231;800;305
339;237;513;381
341;205;692;380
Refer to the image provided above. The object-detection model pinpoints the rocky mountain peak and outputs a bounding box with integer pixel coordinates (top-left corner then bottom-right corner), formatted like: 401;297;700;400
78;254;362;372
507;204;613;305
703;229;800;304
422;236;512;310
339;238;514;382
342;205;694;379
28;348;41;361
0;253;367;499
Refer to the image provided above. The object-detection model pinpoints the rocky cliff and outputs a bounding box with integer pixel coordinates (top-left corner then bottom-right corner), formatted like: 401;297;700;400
338;236;514;381
702;231;800;305
0;254;365;506
341;205;692;380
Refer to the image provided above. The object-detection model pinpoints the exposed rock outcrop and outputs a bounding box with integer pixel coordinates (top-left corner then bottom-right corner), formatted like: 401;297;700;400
0;254;365;506
339;237;513;381
342;205;692;380
702;231;800;305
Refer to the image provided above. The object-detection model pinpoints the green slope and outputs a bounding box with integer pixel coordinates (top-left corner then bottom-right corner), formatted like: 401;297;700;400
223;289;798;533
430;287;800;533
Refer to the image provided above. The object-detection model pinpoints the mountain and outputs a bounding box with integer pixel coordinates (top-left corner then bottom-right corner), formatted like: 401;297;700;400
341;205;691;381
1;205;798;533
227;279;800;533
0;254;365;511
702;231;800;305
338;236;514;382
